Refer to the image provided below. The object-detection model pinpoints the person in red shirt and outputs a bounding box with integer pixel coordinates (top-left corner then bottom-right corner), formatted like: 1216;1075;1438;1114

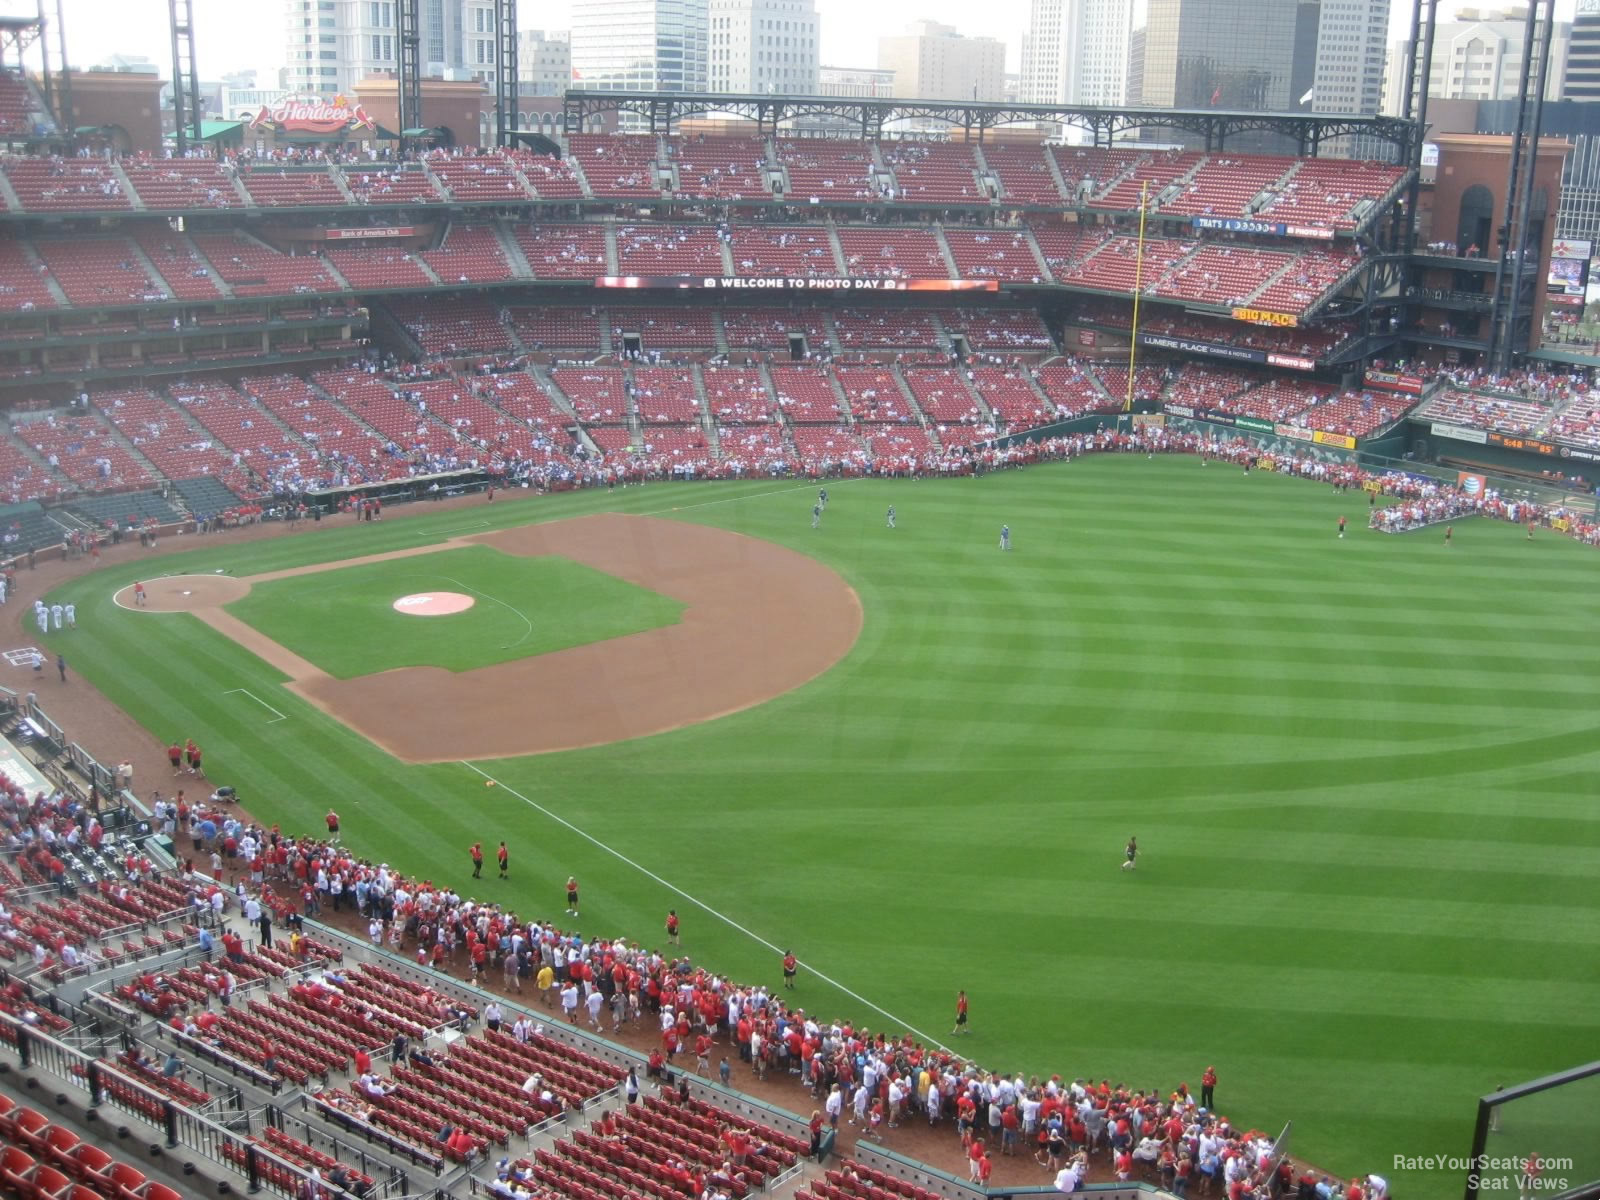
168;741;182;775
497;842;509;879
782;950;798;989
325;809;340;841
666;909;679;945
1201;1066;1216;1109
469;843;483;878
566;876;579;915
952;989;969;1035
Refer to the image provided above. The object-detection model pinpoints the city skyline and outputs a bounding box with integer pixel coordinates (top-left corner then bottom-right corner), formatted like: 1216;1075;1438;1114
11;0;1578;103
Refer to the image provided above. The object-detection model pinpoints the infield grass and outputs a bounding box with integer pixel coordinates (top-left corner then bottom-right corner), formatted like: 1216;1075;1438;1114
223;544;684;678
36;463;1600;1199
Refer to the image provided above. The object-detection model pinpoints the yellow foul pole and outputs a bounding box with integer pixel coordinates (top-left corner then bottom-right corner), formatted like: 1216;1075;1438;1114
1124;180;1150;414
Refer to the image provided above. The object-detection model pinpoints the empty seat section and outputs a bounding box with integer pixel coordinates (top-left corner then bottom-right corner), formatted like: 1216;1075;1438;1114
34;239;167;306
881;141;982;204
122;159;241;209
239;167;345;207
615;225;724;275
1160;155;1292;219
569;134;662;199
728;225;838;276
946;307;1053;353
0;238;60;311
6;159;131;211
969;367;1053;428
426;152;532;202
835;228;947;279
129;230;224;300
610;306;715;348
22;414;155;491
672;137;771;200
190;234;339;297
985;143;1066;206
513;223;609;279
508;150;586;199
385;296;512;356
506;306;602;350
420;224;515;285
343;165;440;204
943;229;1044;283
324;242;434;290
630;367;703;423
770;365;843;422
720;306;830;351
776;139;877;203
832;308;940;350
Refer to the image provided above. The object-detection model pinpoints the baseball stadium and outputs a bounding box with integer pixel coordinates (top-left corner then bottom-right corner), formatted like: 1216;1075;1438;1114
0;10;1593;1200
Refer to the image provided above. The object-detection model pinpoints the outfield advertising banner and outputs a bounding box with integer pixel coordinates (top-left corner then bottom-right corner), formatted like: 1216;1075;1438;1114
1192;216;1337;241
594;276;999;292
1312;430;1357;450
1365;369;1426;395
1140;333;1264;364
1547;238;1592;298
1266;352;1317;371
1431;422;1489;445
1231;307;1299;328
1457;472;1488;497
1235;416;1275;433
324;226;416;240
1275;424;1315;442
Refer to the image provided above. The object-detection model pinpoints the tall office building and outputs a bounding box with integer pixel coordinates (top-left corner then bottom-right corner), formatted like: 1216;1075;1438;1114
1021;0;1133;107
708;0;820;95
1130;0;1320;114
570;0;710;95
1311;0;1389;116
876;20;1006;102
518;30;572;96
1565;0;1600;99
283;0;506;96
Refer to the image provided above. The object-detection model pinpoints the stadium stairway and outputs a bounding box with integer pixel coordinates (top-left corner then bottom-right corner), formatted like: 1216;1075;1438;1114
1021;228;1053;282
1021;368;1058;421
171;231;235;299
689;367;717;445
496;224;536;280
90;408;167;484
317;254;356;293
711;313;730;357
0;168;18;213
1040;151;1072;205
330;169;357;206
107;160;143;210
602;224;620;277
931;227;959;280
824;225;848;281
889;364;935;435
1301;255;1370;322
17;240;69;307
1240;257;1300;307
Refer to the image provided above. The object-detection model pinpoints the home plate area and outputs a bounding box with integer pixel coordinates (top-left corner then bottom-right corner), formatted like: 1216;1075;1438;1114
391;592;476;616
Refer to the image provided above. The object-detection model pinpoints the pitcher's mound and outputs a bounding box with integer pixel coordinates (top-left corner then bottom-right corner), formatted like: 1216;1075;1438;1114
392;592;475;616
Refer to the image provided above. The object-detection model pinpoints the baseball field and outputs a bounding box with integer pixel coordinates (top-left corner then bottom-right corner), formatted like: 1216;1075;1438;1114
34;457;1600;1198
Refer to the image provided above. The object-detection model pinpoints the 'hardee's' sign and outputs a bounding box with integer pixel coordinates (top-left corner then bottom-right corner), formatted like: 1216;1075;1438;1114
248;96;376;135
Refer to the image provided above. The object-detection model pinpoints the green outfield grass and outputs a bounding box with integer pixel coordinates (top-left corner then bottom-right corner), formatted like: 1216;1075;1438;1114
223;543;683;678
35;463;1600;1199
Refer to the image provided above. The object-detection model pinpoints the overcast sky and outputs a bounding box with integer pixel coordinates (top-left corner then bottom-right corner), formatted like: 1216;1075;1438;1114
4;0;1577;92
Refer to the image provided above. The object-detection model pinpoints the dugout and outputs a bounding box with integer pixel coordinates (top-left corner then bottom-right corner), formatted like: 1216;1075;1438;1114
301;467;492;516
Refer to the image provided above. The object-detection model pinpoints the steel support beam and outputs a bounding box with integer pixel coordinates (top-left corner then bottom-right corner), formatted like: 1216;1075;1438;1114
168;0;201;155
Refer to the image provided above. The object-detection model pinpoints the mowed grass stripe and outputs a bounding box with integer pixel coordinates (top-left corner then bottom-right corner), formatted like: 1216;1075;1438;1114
40;461;1600;1198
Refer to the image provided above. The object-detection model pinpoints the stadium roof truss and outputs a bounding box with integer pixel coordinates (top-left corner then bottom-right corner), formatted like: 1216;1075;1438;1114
560;90;1418;163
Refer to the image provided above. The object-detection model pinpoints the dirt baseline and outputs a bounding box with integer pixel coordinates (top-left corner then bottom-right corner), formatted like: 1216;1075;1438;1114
126;514;862;763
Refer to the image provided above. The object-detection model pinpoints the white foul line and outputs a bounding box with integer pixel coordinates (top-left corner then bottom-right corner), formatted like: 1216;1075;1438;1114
223;688;288;724
458;760;951;1052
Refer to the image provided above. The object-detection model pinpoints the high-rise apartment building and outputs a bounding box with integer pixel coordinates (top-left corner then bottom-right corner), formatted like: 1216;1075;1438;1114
1386;7;1569;111
570;0;710;95
708;0;819;95
1311;0;1389;116
282;0;506;96
1021;0;1133;107
1564;0;1600;100
876;20;1006;103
